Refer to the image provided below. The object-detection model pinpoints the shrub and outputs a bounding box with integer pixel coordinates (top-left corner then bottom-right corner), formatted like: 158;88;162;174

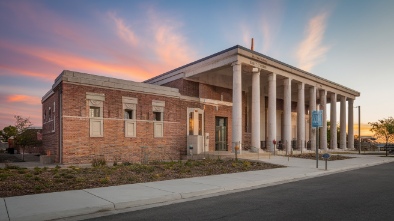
92;158;107;167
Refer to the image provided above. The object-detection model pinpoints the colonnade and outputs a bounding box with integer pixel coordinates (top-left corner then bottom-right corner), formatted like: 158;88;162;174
232;62;355;153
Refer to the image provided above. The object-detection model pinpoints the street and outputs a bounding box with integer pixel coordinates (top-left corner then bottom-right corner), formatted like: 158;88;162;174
86;162;394;221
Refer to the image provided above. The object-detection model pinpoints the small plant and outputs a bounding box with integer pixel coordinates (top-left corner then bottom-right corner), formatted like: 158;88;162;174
5;165;20;170
0;173;10;181
122;161;132;166
92;158;107;167
99;177;110;184
55;165;61;169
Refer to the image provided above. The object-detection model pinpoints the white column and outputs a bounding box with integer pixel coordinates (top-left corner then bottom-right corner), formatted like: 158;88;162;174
232;62;242;153
340;96;347;149
251;69;260;151
283;78;292;153
267;73;276;152
309;86;317;151
297;82;305;150
348;99;354;149
260;84;266;142
330;93;338;150
320;90;328;151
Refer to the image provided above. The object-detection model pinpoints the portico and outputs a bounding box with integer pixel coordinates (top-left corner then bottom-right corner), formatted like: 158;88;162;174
145;45;360;154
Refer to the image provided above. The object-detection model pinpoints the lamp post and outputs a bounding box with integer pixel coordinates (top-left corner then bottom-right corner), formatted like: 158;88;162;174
355;106;361;154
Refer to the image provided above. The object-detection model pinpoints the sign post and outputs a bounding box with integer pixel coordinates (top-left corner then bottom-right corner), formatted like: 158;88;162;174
312;110;323;168
322;153;331;170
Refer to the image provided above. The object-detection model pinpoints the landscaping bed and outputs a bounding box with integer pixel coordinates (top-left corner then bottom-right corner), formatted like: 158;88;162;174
0;158;284;197
290;153;353;161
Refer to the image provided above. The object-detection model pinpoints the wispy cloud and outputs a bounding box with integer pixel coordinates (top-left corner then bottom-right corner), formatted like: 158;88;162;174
151;17;195;68
0;2;198;128
108;12;139;47
261;19;271;53
296;12;330;71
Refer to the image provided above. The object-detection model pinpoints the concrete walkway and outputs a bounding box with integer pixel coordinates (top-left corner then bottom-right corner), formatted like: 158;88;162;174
1;154;393;221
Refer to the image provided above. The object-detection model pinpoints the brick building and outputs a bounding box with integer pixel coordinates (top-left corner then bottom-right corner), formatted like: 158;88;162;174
42;45;360;164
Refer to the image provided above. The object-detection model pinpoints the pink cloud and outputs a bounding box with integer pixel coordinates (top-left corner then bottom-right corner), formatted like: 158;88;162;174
108;12;139;47
0;2;198;129
296;12;330;72
6;94;41;105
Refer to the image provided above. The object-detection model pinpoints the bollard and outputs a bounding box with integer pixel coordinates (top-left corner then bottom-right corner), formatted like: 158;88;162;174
325;159;328;171
189;145;193;159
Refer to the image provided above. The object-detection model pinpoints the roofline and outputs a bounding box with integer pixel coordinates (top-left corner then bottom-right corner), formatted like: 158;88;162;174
144;45;360;96
143;46;239;83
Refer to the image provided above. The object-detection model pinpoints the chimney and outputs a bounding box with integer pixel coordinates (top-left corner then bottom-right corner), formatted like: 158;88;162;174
251;38;254;51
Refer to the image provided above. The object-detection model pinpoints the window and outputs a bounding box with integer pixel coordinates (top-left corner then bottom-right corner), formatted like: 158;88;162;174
48;108;52;120
187;108;204;136
90;106;100;118
124;110;133;119
152;100;165;137
87;92;105;137
154;112;162;121
189;112;193;135
123;97;137;137
198;113;202;135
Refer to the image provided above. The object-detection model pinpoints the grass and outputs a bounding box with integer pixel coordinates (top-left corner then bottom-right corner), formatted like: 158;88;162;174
0;159;284;197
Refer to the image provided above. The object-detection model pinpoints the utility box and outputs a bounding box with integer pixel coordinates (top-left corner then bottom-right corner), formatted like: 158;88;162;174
187;135;203;155
204;133;209;153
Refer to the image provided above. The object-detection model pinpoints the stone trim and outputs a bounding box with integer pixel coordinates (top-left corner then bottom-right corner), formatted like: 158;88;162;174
86;92;105;101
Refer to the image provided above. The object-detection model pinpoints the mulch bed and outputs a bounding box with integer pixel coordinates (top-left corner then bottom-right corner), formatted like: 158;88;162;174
290;153;353;161
0;159;284;198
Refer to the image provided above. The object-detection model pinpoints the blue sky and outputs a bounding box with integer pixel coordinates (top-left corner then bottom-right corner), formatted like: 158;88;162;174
0;0;393;135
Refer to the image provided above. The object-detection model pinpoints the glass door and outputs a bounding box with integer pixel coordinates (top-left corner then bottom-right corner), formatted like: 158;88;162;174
215;117;227;151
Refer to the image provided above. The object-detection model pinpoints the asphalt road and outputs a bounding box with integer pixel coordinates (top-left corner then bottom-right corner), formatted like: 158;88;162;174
86;162;394;221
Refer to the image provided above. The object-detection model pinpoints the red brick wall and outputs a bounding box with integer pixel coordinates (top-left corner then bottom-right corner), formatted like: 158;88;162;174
42;78;256;164
60;83;193;164
162;79;199;97
42;85;60;162
199;83;232;102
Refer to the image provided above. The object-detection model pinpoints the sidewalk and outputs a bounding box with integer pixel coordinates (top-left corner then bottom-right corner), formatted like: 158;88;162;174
1;154;393;221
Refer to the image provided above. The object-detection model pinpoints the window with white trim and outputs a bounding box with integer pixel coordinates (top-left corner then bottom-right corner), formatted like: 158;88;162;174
152;100;165;137
86;92;105;137
123;97;137;137
187;108;204;136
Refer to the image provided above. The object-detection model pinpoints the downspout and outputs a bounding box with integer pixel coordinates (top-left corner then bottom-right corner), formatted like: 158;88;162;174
59;86;63;164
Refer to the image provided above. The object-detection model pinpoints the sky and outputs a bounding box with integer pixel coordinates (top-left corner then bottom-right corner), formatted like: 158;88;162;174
1;0;394;136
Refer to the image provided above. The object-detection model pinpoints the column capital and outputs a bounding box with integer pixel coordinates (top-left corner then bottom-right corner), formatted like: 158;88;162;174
232;61;242;66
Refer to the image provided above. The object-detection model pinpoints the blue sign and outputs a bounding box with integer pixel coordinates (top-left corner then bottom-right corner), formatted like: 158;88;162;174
312;110;323;128
322;153;331;159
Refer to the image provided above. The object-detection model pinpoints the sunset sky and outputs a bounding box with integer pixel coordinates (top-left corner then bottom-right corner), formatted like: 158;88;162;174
1;0;393;136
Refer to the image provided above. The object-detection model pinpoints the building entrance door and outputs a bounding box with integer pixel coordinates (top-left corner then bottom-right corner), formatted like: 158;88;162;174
215;117;227;151
187;108;204;154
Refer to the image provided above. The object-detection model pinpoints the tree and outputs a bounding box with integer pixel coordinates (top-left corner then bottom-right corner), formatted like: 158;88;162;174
13;116;33;160
327;121;341;146
368;117;394;156
0;125;17;142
